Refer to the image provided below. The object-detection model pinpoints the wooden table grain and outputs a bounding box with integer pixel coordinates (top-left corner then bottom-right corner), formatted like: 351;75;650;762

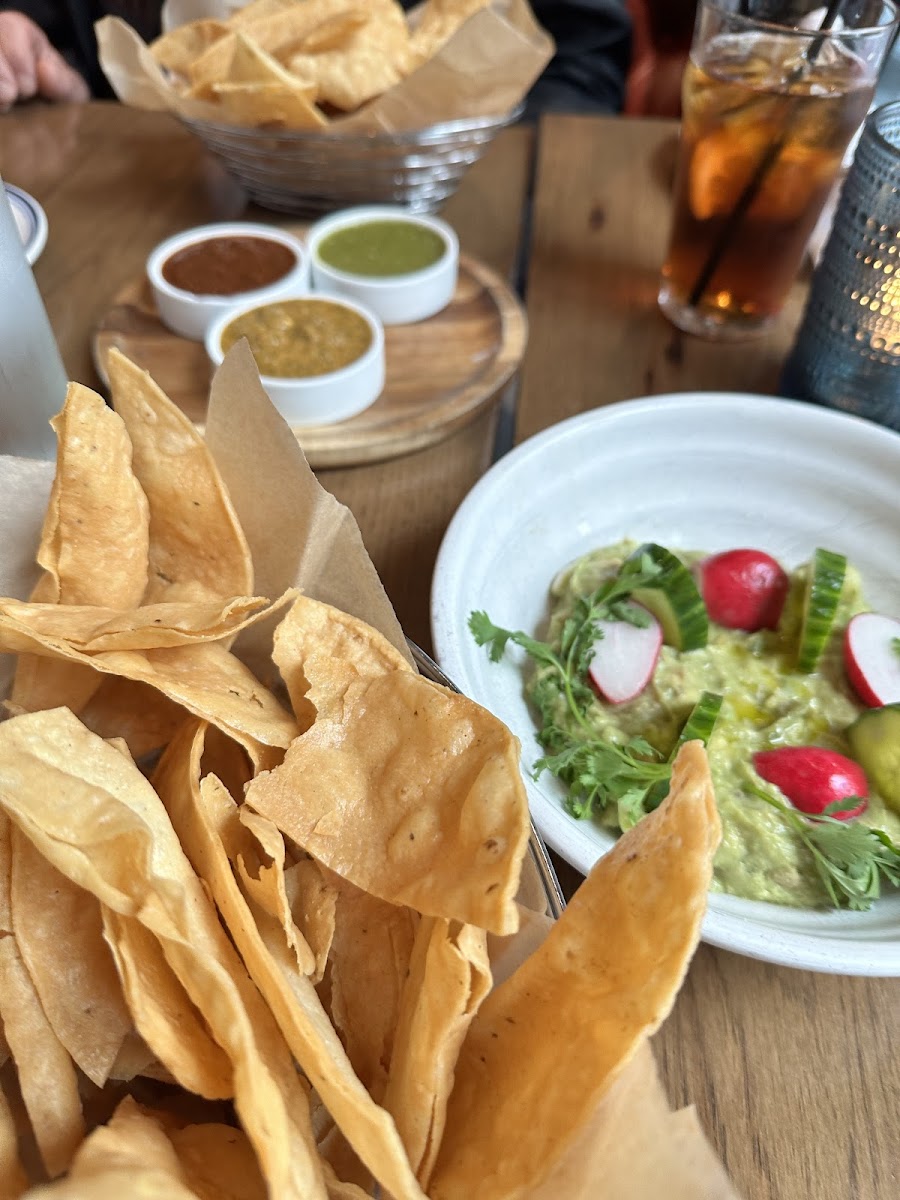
2;101;897;1200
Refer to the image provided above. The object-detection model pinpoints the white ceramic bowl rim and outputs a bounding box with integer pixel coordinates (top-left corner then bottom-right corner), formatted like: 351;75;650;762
147;221;309;303
307;206;458;287
205;291;385;386
5;184;49;266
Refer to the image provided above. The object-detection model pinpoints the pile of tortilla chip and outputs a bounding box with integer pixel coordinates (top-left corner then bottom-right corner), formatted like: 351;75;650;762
96;0;554;133
0;347;737;1199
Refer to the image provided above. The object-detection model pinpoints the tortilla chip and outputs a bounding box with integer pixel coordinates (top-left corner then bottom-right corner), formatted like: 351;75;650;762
38;383;149;609
10;829;132;1088
106;1031;159;1084
285;1;412;111
0;1075;28;1199
383;918;491;1185
0;938;84;1179
101;909;233;1101
106;349;253;605
294;10;369;53
247;622;530;934
321;1161;375;1199
522;1040;741;1200
150;19;228;76
168;1124;267;1200
78;677;187;762
235;0;376;63
227;0;301;27
12;382;149;716
234;807;315;976
187;30;238;89
283;856;337;984
210;80;326;128
0;594;289;654
0;635;297;772
150;19;230;77
0;708;328;1200
200;722;253;800
228;31;314;88
151;721;426;1200
272;593;412;729
428;742;720;1200
0;812;11;936
324;871;418;1102
20;1097;200;1199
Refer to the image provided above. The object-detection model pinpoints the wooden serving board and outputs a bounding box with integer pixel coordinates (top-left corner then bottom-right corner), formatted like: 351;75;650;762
93;254;527;469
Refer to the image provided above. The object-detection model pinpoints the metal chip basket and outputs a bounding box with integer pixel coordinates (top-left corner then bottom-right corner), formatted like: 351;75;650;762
181;106;524;217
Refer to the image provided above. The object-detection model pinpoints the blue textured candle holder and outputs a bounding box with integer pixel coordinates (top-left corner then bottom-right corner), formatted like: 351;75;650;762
781;100;900;430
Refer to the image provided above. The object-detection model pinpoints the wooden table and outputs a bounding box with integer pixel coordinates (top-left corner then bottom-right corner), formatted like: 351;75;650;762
2;102;897;1200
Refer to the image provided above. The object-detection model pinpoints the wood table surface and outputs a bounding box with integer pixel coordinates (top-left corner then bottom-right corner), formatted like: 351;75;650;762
2;101;897;1200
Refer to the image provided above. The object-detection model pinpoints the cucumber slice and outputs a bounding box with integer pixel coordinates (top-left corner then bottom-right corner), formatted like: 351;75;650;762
846;703;900;813
797;548;847;673
645;691;724;810
679;690;724;745
623;543;709;651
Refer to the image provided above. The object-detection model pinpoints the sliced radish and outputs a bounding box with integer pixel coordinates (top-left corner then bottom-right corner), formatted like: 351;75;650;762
753;747;868;819
587;603;663;705
695;548;789;632
844;612;900;707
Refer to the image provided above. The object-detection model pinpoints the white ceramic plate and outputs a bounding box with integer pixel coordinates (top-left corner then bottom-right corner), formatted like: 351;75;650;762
431;393;900;976
5;184;48;266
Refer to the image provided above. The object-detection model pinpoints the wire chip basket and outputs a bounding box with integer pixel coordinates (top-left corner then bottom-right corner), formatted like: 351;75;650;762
181;107;524;217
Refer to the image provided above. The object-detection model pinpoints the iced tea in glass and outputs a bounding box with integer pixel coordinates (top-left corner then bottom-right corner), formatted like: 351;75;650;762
659;0;898;340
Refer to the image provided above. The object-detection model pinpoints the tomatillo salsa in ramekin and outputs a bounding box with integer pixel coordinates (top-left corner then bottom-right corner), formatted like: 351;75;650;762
206;294;385;427
307;205;459;325
147;221;310;342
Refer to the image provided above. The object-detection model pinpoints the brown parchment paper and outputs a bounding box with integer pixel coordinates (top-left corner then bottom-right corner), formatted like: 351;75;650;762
0;346;741;1199
95;0;554;134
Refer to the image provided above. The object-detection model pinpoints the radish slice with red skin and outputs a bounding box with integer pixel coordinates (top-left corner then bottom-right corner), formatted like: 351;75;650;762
695;548;789;632
844;613;900;707
587;603;663;705
753;747;868;819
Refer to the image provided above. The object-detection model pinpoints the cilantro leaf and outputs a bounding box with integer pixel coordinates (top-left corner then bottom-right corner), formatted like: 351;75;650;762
893;636;900;662
470;555;713;825
534;735;670;823
747;781;900;910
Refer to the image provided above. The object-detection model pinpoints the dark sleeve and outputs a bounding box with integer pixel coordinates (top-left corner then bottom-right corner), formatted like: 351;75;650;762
0;0;76;49
524;0;633;118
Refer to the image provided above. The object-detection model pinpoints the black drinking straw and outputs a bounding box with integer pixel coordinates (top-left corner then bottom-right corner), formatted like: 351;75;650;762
687;0;847;308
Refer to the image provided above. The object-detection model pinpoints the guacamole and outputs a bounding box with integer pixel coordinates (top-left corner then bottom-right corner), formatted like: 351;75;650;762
534;540;900;908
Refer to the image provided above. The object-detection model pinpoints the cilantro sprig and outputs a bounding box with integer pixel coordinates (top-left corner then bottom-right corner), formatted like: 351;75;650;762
469;554;677;825
747;782;900;910
893;636;900;662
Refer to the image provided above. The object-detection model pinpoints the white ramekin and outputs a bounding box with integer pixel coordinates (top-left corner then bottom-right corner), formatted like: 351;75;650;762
307;205;459;325
147;221;310;342
205;293;385;427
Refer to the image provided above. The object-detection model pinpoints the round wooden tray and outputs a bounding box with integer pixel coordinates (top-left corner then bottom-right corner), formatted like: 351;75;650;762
93;254;527;469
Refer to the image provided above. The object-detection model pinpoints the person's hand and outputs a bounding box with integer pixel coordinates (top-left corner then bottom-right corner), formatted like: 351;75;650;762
0;11;90;112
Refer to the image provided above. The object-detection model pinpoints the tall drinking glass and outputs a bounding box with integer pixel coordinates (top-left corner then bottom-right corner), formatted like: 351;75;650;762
658;0;898;341
0;177;67;458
